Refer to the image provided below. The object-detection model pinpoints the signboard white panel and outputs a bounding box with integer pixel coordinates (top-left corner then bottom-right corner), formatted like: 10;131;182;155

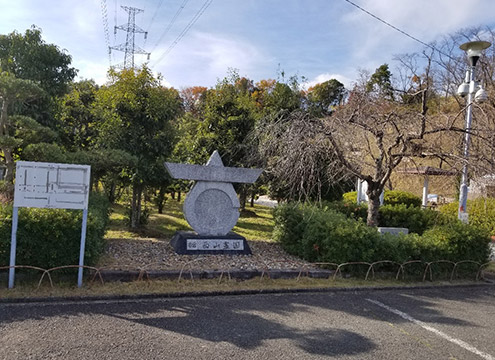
14;161;90;210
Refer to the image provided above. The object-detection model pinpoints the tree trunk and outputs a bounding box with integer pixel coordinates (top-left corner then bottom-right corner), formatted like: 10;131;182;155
239;185;247;211
107;181;117;203
157;186;166;214
0;99;13;184
367;195;380;227
366;184;383;227
3;148;14;184
250;192;255;207
177;191;181;202
130;184;143;229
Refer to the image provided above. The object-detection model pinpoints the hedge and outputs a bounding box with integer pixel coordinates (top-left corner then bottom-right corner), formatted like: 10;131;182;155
343;190;422;207
326;201;448;234
0;193;110;268
273;202;490;265
439;198;495;236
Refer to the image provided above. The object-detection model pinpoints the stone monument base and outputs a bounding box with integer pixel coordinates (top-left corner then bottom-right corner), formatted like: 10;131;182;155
170;231;252;255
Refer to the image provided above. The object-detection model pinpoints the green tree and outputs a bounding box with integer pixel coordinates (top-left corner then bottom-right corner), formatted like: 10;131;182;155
173;72;261;209
307;79;346;116
0;27;77;97
95;66;182;227
366;64;394;100
0;27;77;129
58;80;100;151
0;72;44;183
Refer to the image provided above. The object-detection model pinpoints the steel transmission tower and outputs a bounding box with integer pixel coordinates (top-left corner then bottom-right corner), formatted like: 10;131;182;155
110;6;150;69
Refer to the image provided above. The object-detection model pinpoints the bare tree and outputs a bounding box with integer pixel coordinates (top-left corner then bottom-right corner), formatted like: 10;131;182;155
255;110;352;203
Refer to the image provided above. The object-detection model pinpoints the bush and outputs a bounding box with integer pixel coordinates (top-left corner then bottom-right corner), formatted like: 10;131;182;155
329;201;448;234
273;202;491;267
0;193;110;268
342;191;357;203
274;203;380;264
418;222;490;263
272;202;307;257
378;204;448;235
342;190;421;207
324;201;368;220
439;198;495;236
384;190;422;207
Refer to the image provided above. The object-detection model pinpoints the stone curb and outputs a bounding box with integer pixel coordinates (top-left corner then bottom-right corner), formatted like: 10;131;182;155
98;268;333;282
1;277;493;305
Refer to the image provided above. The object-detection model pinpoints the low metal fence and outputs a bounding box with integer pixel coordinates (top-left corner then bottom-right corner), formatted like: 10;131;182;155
1;259;492;291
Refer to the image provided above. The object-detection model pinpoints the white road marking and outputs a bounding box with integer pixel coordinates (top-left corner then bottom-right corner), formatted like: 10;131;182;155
366;298;495;360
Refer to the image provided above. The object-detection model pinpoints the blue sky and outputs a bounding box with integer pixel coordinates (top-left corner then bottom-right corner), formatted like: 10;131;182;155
1;0;495;89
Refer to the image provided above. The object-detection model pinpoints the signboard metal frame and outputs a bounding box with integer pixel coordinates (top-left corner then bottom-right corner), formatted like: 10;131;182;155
8;161;91;288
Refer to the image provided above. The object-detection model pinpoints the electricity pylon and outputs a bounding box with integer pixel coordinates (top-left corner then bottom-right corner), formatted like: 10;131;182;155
110;6;150;69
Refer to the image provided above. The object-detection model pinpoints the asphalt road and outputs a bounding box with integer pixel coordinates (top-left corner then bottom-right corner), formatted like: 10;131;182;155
1;285;495;359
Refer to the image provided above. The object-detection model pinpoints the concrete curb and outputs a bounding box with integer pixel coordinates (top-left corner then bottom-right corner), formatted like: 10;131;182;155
98;268;334;281
1;279;493;305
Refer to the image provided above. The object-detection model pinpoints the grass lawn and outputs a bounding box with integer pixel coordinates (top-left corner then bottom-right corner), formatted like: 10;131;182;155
105;198;275;241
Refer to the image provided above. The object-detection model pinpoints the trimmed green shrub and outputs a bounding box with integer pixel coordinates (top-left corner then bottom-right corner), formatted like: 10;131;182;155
273;202;491;267
342;190;421;207
418;222;490;263
384;190;422;207
342;191;357;203
439;198;495;236
324;201;368;220
272;202;307;257
0;193;110;268
274;203;380;264
378;204;448;235
328;201;448;234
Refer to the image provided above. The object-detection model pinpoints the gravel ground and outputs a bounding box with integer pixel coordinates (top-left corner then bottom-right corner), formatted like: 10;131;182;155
99;238;495;273
100;238;316;271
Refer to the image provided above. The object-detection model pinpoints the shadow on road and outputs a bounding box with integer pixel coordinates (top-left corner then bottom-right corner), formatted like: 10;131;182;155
1;286;493;356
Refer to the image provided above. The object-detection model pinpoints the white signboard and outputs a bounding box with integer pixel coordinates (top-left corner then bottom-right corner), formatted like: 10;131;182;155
9;161;91;289
14;161;90;210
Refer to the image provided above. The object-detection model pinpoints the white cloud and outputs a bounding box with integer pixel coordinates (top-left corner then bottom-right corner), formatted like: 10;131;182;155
303;73;354;90
151;31;273;88
74;59;109;85
341;0;495;71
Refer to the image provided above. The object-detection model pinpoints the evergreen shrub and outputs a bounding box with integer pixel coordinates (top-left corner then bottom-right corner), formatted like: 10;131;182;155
0;193;110;268
273;202;490;266
342;190;422;207
439;198;495;236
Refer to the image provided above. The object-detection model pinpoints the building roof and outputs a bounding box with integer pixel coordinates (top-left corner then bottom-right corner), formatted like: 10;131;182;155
397;166;457;176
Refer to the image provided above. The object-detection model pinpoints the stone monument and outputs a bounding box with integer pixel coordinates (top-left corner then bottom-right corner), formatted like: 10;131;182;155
164;151;262;255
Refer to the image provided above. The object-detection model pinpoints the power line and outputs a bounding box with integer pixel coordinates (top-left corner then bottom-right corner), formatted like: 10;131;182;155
151;0;191;54
343;0;458;62
146;0;165;33
100;0;112;65
152;0;213;67
114;0;118;43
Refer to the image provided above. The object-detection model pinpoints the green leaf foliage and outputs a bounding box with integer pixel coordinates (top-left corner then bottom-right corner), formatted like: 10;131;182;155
439;198;495;236
0;193;110;268
343;190;422;207
95;66;182;185
0;26;77;97
273;202;490;266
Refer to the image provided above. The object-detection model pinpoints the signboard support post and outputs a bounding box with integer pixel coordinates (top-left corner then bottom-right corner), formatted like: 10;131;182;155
77;208;88;288
8;207;19;289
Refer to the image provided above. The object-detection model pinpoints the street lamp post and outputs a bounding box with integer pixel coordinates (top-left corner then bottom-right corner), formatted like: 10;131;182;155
456;41;491;222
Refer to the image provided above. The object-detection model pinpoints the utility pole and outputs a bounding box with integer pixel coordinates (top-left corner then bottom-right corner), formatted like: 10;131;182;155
110;6;150;69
